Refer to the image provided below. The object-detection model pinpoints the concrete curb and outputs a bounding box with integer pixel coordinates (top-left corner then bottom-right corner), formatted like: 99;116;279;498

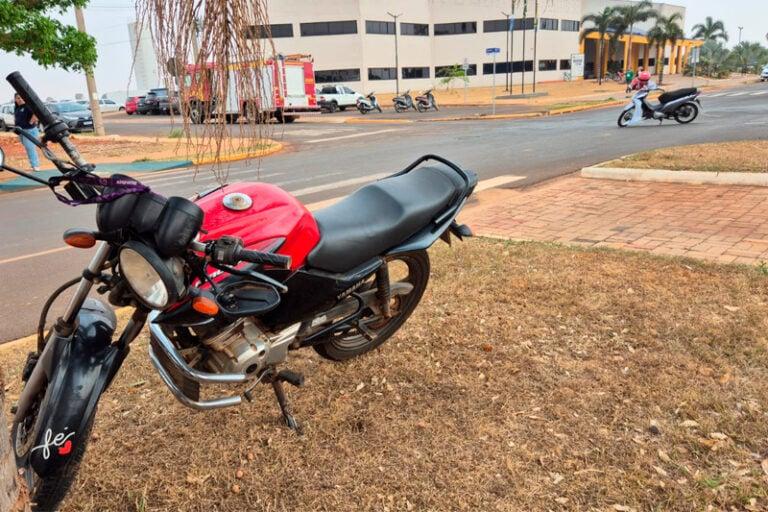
548;100;625;116
191;141;284;165
581;166;768;187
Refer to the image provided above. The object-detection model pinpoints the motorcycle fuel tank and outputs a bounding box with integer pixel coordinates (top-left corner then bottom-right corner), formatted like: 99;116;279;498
195;183;320;269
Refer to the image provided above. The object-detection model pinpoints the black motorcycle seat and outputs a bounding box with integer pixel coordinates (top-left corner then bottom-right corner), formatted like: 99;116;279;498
307;166;465;273
659;88;697;104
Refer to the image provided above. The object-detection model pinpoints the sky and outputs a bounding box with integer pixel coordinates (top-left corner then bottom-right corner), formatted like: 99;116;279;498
0;0;766;102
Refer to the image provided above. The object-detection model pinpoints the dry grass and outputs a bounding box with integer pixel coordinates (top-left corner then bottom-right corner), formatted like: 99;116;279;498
605;140;768;173
3;239;768;511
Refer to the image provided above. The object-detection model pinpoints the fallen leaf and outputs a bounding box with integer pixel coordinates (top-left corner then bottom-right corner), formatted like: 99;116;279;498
355;382;365;392
555;497;568;505
761;459;768;477
658;450;671;463
612;505;633;512
653;466;668;477
723;305;740;312
709;432;728;440
247;452;255;461
680;420;699;428
551;472;564;485
480;343;493;352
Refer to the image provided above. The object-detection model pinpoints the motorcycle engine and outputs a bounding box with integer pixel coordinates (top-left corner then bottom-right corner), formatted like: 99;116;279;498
201;319;271;375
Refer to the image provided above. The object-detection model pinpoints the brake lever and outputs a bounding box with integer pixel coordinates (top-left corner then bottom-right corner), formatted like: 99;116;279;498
210;262;288;293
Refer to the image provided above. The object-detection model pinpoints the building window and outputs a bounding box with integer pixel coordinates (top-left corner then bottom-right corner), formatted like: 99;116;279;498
434;22;477;35
483;61;533;74
435;64;477;77
246;23;293;38
402;67;430;79
539;18;558;31
483;19;511;32
300;20;357;36
663;57;670;65
315;68;361;83
368;67;396;80
560;59;571;70
513;18;535;31
366;20;395;35
401;22;429;36
648;58;656;66
539;59;557;71
561;19;580;32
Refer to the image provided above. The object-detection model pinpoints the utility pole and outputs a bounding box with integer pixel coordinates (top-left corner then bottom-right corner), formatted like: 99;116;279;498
502;10;513;92
510;0;515;94
738;26;743;44
532;0;539;93
74;6;105;136
521;0;528;94
387;12;402;95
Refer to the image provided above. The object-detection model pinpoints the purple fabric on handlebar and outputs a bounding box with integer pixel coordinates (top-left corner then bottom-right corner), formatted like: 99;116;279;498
49;172;149;206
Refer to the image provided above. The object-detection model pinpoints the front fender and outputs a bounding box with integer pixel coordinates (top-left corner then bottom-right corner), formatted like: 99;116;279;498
18;299;127;476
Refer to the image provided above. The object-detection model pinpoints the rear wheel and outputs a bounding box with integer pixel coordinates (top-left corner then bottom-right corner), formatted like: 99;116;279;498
394;103;405;113
617;108;634;127
313;251;430;361
327;101;338;114
674;103;698;124
417;102;427;113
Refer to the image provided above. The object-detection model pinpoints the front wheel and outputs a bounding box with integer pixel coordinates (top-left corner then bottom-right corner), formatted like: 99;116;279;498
417;102;427;113
12;389;95;512
617;108;634;127
394;103;405;113
674;103;699;124
313;251;430;361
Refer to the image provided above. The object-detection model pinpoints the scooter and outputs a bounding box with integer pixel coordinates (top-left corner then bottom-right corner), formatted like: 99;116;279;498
415;89;439;112
618;84;701;127
393;90;416;112
356;91;382;114
3;71;477;512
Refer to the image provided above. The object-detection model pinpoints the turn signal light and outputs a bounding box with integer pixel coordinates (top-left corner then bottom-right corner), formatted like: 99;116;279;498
64;232;96;248
192;296;219;316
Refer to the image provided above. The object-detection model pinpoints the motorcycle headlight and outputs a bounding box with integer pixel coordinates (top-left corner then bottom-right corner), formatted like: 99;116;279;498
119;241;186;309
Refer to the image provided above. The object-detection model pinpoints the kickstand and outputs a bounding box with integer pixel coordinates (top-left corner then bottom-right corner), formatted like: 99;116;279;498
268;370;305;434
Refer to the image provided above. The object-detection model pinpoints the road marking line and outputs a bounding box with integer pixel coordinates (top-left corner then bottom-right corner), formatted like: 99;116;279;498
727;92;749;97
291;173;391;197
0;246;72;266
751;91;768;96
707;93;728;97
474;175;526;192
306;129;399;144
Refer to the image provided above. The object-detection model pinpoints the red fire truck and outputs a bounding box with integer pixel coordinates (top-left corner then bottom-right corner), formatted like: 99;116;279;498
183;54;320;124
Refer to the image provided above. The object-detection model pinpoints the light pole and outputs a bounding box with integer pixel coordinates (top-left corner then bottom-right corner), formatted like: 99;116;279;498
521;0;528;94
532;0;539;93
502;11;511;91
387;12;402;94
738;26;743;44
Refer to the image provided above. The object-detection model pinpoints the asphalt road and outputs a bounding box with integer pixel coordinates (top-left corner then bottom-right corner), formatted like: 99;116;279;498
0;82;766;341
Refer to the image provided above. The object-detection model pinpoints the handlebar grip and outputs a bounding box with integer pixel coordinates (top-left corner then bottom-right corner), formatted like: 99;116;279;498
237;249;292;269
6;72;57;127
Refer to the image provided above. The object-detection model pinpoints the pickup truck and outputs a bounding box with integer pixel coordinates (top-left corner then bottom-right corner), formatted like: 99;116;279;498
316;85;364;113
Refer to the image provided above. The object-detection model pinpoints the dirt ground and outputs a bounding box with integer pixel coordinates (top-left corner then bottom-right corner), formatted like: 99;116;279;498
604;140;768;173
2;239;768;511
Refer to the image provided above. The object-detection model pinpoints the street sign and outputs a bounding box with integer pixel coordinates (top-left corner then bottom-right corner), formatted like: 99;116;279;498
570;53;584;77
690;47;701;65
486;47;501;55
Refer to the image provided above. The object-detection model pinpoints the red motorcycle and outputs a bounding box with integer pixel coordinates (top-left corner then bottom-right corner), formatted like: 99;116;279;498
2;72;476;510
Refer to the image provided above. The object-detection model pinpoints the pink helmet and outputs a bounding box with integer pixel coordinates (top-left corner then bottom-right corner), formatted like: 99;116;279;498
638;71;651;81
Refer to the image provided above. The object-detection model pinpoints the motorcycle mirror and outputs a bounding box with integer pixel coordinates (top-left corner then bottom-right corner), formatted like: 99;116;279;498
0;147;4;168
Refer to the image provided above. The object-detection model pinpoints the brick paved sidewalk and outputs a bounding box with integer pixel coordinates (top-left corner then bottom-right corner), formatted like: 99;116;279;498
459;175;768;265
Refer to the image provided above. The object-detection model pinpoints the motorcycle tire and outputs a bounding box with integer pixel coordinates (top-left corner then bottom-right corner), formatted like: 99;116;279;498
359;107;368;115
394;104;405;113
674;103;698;124
12;390;96;512
313;251;430;362
417;103;427;113
617;108;634;128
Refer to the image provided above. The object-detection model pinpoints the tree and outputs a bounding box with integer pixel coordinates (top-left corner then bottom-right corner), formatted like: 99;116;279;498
647;12;684;85
699;40;732;78
692;16;728;43
437;64;469;90
0;0;96;71
581;7;619;84
730;42;768;74
614;1;657;71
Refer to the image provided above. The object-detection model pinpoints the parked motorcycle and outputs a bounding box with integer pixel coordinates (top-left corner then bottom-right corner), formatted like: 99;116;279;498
415;89;439;112
2;71;477;511
618;85;701;127
357;91;382;114
392;90;416;112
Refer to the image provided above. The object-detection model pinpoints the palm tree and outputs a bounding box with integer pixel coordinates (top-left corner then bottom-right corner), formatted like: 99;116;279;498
730;42;768;74
647;12;684;85
581;7;619;84
700;40;731;77
692;16;728;43
614;1;657;71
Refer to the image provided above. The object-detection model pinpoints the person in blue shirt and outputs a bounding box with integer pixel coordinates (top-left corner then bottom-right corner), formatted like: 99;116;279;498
14;93;41;171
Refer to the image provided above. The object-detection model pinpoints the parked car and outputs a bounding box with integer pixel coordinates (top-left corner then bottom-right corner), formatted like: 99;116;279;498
125;96;143;115
761;65;768;82
97;99;124;113
45;101;94;132
316;85;364;113
139;88;179;115
0;103;15;131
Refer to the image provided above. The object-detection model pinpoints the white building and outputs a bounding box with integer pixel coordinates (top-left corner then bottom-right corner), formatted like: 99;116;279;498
127;21;161;91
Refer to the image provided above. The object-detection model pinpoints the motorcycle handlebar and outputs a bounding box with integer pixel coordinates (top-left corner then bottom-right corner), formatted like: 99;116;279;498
6;72;57;127
235;248;292;270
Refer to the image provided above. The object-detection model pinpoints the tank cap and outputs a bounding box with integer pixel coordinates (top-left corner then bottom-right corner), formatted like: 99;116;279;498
222;192;253;211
